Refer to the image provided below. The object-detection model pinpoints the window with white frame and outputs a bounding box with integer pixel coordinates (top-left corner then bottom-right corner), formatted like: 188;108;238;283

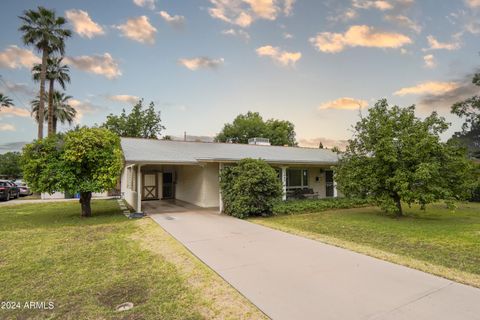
286;169;309;188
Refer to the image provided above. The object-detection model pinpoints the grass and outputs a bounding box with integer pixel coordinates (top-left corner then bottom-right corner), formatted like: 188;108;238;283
0;200;265;320
251;202;480;288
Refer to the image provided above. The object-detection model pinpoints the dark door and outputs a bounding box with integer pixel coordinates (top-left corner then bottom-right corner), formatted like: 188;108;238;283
325;170;334;197
162;172;174;199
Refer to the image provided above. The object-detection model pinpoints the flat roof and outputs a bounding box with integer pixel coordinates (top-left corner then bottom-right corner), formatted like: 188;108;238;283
121;138;339;166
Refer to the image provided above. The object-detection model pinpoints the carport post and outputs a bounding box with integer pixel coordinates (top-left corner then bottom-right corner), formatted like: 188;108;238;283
281;166;287;201
219;163;224;213
137;164;142;212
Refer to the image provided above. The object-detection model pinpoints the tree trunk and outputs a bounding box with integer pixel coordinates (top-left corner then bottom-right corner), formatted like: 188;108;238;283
47;79;54;136
393;194;403;217
79;191;92;217
53;116;57;134
37;50;47;140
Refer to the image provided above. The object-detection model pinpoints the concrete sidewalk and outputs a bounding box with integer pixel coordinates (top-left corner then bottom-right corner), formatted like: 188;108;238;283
150;211;480;320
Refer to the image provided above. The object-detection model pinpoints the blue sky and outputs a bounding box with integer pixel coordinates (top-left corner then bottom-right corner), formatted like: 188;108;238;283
0;0;479;148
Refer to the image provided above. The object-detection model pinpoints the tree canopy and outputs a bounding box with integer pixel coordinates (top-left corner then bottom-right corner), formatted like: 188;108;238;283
335;99;475;216
21;127;123;216
0;152;22;179
101;99;165;139
215;111;297;146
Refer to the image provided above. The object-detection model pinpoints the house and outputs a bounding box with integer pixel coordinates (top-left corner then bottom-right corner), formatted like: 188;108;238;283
120;137;340;213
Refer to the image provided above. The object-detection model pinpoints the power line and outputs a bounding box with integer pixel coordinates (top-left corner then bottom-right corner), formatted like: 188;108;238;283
0;74;31;111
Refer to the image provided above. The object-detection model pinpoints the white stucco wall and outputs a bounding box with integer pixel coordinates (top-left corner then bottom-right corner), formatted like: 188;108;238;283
121;166;139;211
203;163;220;207
175;163;219;208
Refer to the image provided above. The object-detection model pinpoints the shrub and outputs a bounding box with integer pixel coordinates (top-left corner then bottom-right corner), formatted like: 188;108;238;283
220;158;283;218
273;197;372;215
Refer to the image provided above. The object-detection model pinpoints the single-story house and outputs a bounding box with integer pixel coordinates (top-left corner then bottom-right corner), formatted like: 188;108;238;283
120;137;340;213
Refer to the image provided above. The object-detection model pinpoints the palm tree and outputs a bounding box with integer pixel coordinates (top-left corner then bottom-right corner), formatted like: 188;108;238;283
0;93;14;109
32;56;70;135
31;91;76;132
19;6;71;139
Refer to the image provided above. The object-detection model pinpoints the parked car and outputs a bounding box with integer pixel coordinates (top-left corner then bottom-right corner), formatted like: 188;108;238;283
13;180;32;196
0;180;20;201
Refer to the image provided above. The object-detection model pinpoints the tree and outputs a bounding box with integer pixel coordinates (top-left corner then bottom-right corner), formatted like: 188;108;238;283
0;152;22;179
319;142;324;149
335;99;475;216
0;93;14;109
220;159;282;218
101;99;165;138
19;6;71;140
32;56;70;136
21;127;123;217
31;91;76;132
215;111;297;146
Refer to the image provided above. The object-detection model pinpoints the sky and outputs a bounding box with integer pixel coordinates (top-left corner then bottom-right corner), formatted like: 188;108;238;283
0;0;479;150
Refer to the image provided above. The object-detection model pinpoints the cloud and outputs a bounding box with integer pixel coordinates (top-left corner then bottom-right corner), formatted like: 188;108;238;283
384;15;421;33
158;11;185;28
208;0;295;27
318;97;368;110
115;16;157;44
65;9;105;38
256;45;301;66
465;0;480;8
69;99;105;122
352;0;393;11
178;57;225;70
283;32;293;39
221;28;251;40
394;81;459;96
0;123;15;131
133;0;156;10
0;106;31;117
298;137;349;150
2;81;35;97
309;25;411;53
424;35;461;51
0;45;40;69
65;53;121;79
328;8;358;22
107;95;140;104
423;54;436;68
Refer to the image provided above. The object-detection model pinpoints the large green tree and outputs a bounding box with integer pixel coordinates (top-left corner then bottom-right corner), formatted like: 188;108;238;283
215;111;297;146
21;128;123;217
32;56;70;135
0;152;22;179
19;6;71;139
101;99;165;139
335;99;475;216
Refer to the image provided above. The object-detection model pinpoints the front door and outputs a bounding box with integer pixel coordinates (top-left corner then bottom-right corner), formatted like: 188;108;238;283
143;173;158;200
325;170;334;197
162;172;174;199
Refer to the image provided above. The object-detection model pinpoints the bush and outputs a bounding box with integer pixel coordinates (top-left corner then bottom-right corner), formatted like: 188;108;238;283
273;197;372;215
220;158;283;218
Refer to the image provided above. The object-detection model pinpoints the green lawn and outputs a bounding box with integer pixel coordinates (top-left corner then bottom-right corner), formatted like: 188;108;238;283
251;202;480;287
0;200;265;320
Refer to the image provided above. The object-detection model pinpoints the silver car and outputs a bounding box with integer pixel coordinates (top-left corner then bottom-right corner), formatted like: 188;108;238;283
14;180;32;196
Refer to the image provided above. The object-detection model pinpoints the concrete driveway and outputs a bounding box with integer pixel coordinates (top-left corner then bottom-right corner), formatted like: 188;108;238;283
151;210;480;320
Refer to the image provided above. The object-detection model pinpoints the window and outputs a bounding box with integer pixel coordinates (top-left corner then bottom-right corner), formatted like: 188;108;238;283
286;169;309;188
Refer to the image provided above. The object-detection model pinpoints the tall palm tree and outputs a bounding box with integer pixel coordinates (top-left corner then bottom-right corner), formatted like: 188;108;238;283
0;93;14;109
32;56;70;135
19;6;71;139
31;91;76;133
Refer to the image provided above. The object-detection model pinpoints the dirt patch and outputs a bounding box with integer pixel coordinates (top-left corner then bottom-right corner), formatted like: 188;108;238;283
97;281;149;309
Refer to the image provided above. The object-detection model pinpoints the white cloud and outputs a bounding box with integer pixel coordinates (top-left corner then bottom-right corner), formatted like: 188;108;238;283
133;0;156;10
208;0;295;27
65;53;121;79
65;9;104;38
2;81;35;97
424;35;461;51
158;11;185;28
298;137;348;150
465;0;480;8
423;54;436;68
0;106;31;117
394;81;458;96
384;15;421;33
283;32;293;39
116;16;157;44
178;57;225;70
221;28;251;40
107;95;140;104
0;45;40;69
310;25;411;53
256;45;301;66
352;0;393;11
69;99;104;122
318;97;368;110
329;8;358;22
0;123;16;131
